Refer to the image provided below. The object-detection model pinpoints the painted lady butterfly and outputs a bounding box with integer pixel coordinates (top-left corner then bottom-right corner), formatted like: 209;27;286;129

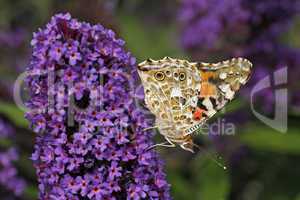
137;57;252;153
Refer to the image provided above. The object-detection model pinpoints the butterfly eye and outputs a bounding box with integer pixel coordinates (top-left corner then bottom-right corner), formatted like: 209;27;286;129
154;71;165;81
179;72;186;81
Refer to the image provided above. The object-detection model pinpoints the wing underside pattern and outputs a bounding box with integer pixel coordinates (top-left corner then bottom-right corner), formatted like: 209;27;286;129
137;57;252;136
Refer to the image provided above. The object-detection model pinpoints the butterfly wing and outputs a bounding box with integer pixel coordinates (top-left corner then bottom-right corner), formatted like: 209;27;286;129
184;57;252;134
137;57;252;137
138;57;209;138
137;58;181;138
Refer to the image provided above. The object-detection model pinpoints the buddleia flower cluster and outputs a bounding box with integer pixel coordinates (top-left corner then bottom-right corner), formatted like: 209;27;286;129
25;13;171;199
0;117;26;197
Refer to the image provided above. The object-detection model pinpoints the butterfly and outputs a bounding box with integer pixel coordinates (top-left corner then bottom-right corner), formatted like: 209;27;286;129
137;57;252;153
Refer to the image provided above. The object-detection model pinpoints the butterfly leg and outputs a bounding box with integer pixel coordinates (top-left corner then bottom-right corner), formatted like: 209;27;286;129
146;137;176;151
142;126;159;132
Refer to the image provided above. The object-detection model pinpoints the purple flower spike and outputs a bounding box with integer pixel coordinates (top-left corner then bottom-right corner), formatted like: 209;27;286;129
25;13;171;199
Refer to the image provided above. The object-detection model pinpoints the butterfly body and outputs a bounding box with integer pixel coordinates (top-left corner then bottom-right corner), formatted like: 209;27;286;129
137;57;252;152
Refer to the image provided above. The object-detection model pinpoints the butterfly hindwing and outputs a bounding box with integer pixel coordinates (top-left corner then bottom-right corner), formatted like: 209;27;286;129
138;58;200;137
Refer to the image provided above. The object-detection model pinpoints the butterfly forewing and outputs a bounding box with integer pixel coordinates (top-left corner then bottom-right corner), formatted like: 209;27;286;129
185;58;252;134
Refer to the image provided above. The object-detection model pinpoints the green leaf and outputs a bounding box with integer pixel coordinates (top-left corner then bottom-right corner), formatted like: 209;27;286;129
223;99;245;113
239;124;300;154
0;100;28;127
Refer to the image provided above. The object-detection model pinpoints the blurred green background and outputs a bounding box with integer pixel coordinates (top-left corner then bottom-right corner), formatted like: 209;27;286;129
0;0;300;199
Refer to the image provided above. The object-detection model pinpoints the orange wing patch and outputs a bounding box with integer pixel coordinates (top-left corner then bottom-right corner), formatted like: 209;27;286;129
201;71;216;81
199;71;217;97
200;82;217;97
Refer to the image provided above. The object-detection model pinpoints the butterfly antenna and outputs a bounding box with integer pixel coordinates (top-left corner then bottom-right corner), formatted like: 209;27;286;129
192;143;227;170
142;126;158;131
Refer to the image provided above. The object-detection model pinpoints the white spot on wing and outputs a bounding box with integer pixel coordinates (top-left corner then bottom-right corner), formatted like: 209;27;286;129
194;74;201;82
203;98;217;117
171;87;182;97
226;89;235;100
203;98;213;109
190;96;198;107
219;84;230;93
219;72;227;80
219;84;235;100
